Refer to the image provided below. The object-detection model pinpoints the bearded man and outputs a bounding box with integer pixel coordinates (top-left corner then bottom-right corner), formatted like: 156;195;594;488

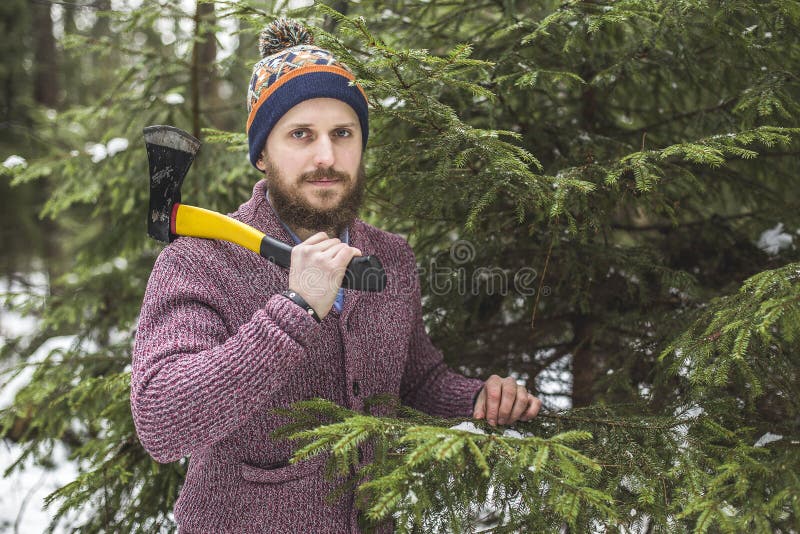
131;18;541;534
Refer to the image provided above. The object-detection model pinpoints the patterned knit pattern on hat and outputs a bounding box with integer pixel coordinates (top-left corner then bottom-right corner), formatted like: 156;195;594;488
246;18;369;169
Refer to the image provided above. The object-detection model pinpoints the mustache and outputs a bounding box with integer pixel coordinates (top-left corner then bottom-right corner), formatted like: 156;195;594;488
300;168;351;182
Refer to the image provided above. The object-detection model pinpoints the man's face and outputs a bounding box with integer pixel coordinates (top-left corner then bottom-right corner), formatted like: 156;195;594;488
258;98;364;235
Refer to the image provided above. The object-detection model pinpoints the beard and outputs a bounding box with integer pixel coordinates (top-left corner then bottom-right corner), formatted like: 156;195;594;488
263;157;366;238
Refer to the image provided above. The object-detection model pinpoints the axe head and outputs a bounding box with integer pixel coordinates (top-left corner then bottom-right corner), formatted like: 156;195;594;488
143;125;201;243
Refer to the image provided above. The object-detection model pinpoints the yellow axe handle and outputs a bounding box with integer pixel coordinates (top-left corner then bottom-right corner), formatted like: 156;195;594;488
173;204;265;255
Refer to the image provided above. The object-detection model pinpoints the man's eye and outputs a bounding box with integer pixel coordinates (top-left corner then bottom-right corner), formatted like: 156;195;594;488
291;130;309;139
335;129;351;138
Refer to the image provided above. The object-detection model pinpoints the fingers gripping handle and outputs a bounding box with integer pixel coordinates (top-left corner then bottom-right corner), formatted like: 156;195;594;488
259;236;386;292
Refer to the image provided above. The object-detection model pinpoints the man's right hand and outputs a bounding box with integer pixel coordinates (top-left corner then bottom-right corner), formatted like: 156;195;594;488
288;232;362;320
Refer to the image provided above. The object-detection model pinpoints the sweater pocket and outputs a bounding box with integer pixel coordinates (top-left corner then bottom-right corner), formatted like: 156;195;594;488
240;455;325;484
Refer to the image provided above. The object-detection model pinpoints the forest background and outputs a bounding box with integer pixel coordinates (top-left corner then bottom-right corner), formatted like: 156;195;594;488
1;0;799;532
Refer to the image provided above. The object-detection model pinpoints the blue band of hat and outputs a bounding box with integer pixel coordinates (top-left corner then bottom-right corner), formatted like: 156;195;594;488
247;71;369;168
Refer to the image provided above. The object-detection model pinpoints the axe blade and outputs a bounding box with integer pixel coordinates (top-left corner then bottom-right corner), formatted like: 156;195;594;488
143;125;201;243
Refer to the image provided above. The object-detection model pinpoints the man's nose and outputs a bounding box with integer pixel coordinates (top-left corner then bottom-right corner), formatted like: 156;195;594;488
313;136;335;168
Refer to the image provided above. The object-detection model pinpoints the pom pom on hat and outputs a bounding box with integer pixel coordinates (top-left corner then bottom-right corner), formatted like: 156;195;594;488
259;18;314;58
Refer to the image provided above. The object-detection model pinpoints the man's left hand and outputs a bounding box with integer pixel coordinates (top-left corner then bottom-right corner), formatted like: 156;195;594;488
472;375;542;427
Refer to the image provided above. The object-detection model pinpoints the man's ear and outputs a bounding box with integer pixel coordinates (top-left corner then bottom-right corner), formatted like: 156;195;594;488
256;154;267;172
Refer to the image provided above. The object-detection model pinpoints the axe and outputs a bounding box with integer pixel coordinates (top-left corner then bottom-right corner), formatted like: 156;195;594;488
143;125;386;292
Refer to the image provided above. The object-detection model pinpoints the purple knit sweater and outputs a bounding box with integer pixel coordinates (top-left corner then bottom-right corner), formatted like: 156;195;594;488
131;180;484;533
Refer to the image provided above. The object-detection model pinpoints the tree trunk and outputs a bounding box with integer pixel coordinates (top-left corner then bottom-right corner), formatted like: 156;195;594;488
191;1;217;136
0;0;30;123
32;0;59;107
571;316;597;408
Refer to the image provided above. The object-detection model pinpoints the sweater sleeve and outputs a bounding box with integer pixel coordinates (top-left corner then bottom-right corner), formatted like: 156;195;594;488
396;242;485;418
130;245;320;463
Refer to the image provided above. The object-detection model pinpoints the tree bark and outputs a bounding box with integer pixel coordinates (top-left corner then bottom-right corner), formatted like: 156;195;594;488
0;0;29;123
571;316;597;408
191;1;217;136
32;0;59;107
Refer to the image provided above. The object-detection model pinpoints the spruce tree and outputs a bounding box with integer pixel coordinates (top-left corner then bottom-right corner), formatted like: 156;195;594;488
1;1;799;532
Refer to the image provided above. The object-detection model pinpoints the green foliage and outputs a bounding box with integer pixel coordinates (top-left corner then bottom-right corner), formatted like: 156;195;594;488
273;392;797;533
662;262;800;404
274;397;617;532
1;0;799;532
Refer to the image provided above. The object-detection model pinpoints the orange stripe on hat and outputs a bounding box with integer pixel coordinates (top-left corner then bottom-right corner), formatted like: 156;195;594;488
246;65;368;132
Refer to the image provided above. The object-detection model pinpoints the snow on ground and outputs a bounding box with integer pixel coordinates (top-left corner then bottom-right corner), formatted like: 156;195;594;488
1;274;82;533
0;441;80;533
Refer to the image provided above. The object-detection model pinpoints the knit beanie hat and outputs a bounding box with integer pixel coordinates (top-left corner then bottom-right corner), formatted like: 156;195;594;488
246;18;369;168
